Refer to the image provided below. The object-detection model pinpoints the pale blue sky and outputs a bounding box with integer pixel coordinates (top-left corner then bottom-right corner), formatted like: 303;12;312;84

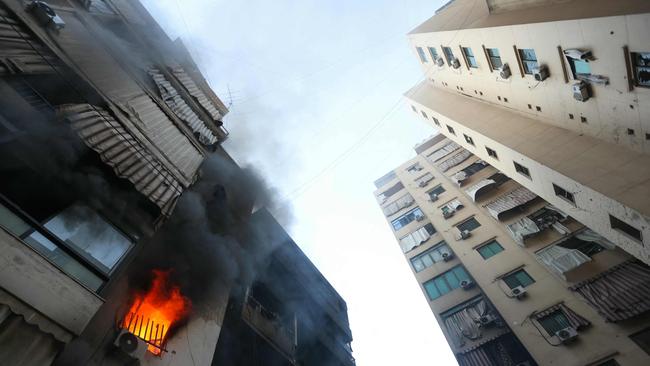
141;1;456;364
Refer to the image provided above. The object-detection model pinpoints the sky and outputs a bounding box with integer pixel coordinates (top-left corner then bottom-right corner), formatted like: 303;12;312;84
140;1;456;365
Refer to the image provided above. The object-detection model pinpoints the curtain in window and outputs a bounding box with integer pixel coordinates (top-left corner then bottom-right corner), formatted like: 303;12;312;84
536;245;591;275
574;229;616;250
506;217;540;246
458;347;493;366
570;260;650;322
382;194;415;216
438;150;473;172
533;303;591;330
444;299;488;347
399;226;431;253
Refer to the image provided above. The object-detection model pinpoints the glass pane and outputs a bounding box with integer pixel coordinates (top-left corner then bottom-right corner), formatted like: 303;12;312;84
421;255;434;268
523;60;538;74
452;266;470;283
445;271;461;290
573;59;591;75
463;47;474;57
0;203;31;236
424;223;436;235
539;311;570;335
478;245;493;259
412;258;425;272
428;47;438;59
434;276;451;295
23;232;103;291
429;249;442;263
514;270;534;287
634;52;650;67
417;47;427;63
487;48;500;57
458;218;480;232
490;56;502;69
468;56;478;68
519;48;537;61
424;280;441;300
41;205;133;273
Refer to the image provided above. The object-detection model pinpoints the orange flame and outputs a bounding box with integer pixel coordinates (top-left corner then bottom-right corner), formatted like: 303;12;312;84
122;269;191;355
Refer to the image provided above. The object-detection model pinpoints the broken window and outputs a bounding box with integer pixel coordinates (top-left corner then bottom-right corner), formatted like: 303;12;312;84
632;52;650;87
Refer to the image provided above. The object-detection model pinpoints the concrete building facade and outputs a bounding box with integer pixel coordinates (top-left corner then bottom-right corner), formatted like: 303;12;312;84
374;134;650;366
404;0;650;265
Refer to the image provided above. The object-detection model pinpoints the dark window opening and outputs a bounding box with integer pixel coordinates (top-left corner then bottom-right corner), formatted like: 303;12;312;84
503;269;535;289
514;162;531;178
552;183;575;204
631;52;650;87
486;147;498;159
446;125;456;135
609;215;642;242
423;265;471;300
457;217;481;232
463;134;474;146
631;327;650;355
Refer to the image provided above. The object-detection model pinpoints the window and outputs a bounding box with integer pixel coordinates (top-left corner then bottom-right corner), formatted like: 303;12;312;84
428;47;439;61
442;46;455;66
567;57;591;78
378;181;404;202
407;163;423;173
477;240;504;259
631;52;650;87
610;215;642;242
486;146;498;159
423;265;471;300
446;125;456;135
552;183;575;205
428;185;445;198
513;161;531;178
432;117;440;126
631;327;650;355
486;48;502;69
411;241;450;272
421;111;428;119
503;269;535;289
538;310;571;335
463;134;474;146
518;48;538;74
411;105;417;112
461;162;487;176
462;47;478;68
416;47;427;63
457;217;481;232
415;172;434;187
391;207;425;231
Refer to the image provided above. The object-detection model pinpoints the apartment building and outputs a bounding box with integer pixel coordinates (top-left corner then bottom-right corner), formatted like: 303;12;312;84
0;1;354;365
212;209;355;366
404;0;650;265
373;134;650;366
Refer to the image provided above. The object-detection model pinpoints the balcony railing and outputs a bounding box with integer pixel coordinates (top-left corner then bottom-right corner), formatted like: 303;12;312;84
241;294;296;363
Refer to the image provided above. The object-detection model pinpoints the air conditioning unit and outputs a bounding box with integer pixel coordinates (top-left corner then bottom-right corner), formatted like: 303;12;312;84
442;252;453;262
510;286;527;300
442;209;454;219
113;329;148;361
460;280;474;289
459;230;471;240
429;194;438;202
26;1;66;31
555;327;578;344
451;58;461;69
572;81;590;102
533;65;549;81
435;57;445;67
415;215;425;222
499;63;511;79
478;314;496;326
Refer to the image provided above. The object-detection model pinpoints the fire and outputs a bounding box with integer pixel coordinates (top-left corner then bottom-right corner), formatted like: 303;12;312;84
122;269;191;355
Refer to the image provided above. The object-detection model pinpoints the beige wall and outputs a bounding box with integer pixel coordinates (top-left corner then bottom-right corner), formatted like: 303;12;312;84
408;13;650;154
374;137;650;365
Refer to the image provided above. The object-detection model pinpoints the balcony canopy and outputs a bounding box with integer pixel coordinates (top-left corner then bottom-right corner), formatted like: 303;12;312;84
484;187;537;220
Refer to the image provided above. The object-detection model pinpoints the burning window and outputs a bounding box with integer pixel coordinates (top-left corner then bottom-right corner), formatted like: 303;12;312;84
121;270;191;355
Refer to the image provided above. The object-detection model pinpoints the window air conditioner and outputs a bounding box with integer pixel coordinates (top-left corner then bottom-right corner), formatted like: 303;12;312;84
510;285;527;300
429;193;438;202
533;65;549;81
572;81;590;102
459;229;471;240
415;215;425;222
460;280;474;289
26;1;66;31
555;327;578;344
478;314;496;326
499;63;511;79
113;329;148;361
436;57;445;67
451;58;461;69
442;209;454;219
442;252;453;262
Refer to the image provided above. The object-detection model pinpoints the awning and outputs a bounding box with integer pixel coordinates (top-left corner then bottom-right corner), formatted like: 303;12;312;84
438;150;472;172
59;104;183;216
452;171;468;186
484;187;537;220
532;303;590;330
426;141;460;163
466;179;496;202
399;226;431;253
382;194;414;216
149;68;218;145
172;66;223;122
536;244;591;275
569;260;650;322
507;217;540;246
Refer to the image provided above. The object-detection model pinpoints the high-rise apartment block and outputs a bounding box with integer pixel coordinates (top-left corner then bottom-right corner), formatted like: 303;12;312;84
406;0;650;264
374;134;650;366
373;1;650;364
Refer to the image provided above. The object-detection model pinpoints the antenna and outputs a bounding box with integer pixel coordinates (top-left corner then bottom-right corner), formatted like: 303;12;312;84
227;84;233;108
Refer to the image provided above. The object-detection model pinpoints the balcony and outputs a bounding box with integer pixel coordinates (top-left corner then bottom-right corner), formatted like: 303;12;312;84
241;294;296;363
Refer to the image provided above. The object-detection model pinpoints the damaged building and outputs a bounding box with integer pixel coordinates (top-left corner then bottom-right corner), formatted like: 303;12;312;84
0;0;354;365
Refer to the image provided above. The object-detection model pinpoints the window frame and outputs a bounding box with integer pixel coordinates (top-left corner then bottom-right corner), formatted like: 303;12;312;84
416;47;428;63
486;48;502;70
609;214;643;242
410;240;451;272
391;207;425;231
513;161;531;179
456;217;481;232
552;183;575;205
502;268;535;289
485;146;498;159
476;239;504;259
462;47;478;68
423;265;471;300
